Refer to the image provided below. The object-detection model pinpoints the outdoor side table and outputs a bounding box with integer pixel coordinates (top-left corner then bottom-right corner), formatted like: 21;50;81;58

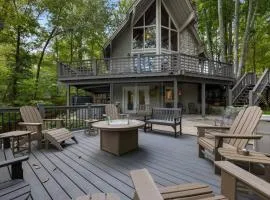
218;148;270;181
84;119;100;135
0;131;32;153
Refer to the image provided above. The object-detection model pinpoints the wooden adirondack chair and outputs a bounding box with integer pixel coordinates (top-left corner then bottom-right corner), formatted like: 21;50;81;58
197;106;263;173
104;104;128;120
19;106;77;150
130;162;270;200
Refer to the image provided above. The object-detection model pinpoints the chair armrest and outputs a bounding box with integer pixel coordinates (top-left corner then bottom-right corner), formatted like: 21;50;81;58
215;161;270;199
18;122;42;126
0;156;29;168
43;119;63;121
196;125;231;137
130;169;163;200
212;133;263;139
195;125;231;129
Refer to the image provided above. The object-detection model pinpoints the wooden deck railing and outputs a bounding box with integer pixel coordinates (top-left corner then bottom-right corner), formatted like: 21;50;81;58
0;104;106;133
249;68;270;105
58;53;233;79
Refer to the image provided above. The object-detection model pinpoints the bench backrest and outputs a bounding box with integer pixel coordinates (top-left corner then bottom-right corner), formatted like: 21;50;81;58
151;108;182;121
227;106;262;149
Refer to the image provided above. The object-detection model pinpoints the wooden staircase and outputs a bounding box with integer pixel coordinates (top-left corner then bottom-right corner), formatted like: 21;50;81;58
229;69;270;106
233;84;255;106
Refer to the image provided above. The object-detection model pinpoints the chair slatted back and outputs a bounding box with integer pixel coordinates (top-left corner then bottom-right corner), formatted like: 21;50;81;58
228;106;262;149
152;108;182;121
105;104;119;120
20;106;44;132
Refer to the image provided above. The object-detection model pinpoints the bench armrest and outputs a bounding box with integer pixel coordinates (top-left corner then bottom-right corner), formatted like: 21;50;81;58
130;169;163;200
144;115;152;121
215;161;270;199
18;122;42;126
174;116;181;123
0;156;29;168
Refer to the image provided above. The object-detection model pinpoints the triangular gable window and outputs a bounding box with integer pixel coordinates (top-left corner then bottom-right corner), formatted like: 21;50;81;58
161;3;178;51
133;1;156;50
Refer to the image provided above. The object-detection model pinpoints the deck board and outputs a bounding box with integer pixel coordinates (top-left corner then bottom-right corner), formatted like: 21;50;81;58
2;130;225;200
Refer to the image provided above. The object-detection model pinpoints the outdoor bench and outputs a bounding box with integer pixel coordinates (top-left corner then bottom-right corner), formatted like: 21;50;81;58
0;139;30;200
144;108;182;137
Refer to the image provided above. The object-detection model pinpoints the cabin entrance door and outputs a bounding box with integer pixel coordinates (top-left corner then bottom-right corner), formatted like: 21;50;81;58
123;86;149;113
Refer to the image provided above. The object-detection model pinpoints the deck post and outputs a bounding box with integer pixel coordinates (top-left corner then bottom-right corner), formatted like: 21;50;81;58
174;78;178;108
110;83;114;104
201;83;206;117
228;88;232;106
66;84;70;106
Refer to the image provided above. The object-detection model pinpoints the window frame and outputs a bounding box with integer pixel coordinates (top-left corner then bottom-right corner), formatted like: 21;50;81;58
132;1;157;51
161;2;178;53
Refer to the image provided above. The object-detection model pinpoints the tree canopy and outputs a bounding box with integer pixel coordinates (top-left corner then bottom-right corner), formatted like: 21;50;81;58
0;0;269;106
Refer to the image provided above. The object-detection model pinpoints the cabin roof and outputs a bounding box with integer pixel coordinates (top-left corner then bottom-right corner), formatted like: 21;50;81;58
104;0;200;49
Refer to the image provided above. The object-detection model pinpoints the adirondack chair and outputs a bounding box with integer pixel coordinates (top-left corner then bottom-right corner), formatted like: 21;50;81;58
130;162;270;200
197;106;263;173
19;106;77;150
103;104;128;120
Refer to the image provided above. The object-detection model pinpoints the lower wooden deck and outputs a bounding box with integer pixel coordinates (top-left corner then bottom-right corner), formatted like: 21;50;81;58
2;131;223;200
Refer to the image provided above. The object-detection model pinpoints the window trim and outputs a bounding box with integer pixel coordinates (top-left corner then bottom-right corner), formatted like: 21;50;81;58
132;1;157;51
161;2;178;52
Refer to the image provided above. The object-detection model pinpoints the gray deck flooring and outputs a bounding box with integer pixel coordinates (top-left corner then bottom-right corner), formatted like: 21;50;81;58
2;130;223;200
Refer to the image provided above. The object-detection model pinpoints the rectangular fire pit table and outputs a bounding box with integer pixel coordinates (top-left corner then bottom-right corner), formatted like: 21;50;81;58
92;120;144;156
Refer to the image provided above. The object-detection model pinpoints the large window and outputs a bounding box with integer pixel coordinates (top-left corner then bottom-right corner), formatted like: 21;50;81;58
133;2;156;50
161;3;178;52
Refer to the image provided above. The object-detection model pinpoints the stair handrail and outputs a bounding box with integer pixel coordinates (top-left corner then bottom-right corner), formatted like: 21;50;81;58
230;72;256;104
249;68;270;105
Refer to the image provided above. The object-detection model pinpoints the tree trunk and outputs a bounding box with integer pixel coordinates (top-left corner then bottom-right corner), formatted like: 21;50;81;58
233;0;240;77
70;32;74;63
218;0;226;62
9;26;21;102
34;27;57;99
237;0;257;78
203;8;214;60
227;20;233;63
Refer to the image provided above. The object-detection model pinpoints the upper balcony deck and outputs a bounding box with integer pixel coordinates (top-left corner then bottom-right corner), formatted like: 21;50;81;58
58;53;234;84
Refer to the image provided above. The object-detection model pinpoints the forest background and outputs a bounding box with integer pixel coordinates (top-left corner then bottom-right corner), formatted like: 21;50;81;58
0;0;269;106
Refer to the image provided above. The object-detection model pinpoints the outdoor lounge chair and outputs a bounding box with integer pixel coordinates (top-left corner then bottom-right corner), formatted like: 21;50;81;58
19;106;77;150
197;106;263;173
130;161;270;200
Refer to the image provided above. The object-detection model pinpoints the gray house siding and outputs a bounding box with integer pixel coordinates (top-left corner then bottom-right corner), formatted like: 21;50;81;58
111;25;131;58
179;28;198;55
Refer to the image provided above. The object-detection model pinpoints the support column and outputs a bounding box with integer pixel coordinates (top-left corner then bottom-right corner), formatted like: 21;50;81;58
66;84;70;106
201;83;206;117
228;87;232;106
110;83;114;104
174;78;178;108
161;82;164;107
